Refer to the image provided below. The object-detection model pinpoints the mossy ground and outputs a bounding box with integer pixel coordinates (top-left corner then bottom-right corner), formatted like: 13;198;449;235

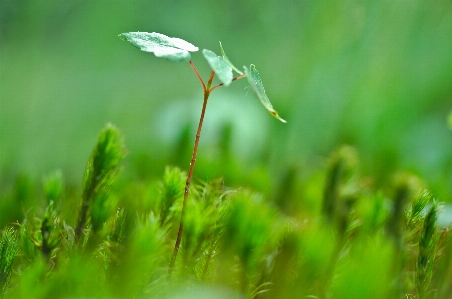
0;125;450;299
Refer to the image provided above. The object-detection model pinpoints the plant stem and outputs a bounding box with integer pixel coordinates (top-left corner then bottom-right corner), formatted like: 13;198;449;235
168;69;216;278
189;60;206;92
210;74;246;92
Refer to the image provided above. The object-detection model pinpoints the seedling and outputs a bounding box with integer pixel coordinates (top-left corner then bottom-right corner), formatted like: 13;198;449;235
118;31;286;277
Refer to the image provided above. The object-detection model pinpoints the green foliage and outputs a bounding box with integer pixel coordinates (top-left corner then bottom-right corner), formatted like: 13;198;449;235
158;166;186;226
20;170;65;261
435;228;452;298
113;211;167;296
202;49;233;86
297;223;337;292
3;3;452;298
387;174;423;243
1;141;452;298
331;236;395;299
406;189;432;232
354;192;389;234
322;145;358;232
219;41;243;75
223;191;279;267
244;64;286;123
76;123;126;241
2;27;452;295
416;202;440;299
42;170;64;204
0;227;18;298
180;180;229;277
4;1;452;204
0;176;35;229
221;190;281;295
119;32;199;62
120;31;287;279
119;31;286;123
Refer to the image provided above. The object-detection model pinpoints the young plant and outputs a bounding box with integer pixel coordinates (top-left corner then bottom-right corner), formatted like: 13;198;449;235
119;31;286;277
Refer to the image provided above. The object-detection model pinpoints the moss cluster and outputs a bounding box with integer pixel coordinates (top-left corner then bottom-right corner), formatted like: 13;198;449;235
0;123;450;299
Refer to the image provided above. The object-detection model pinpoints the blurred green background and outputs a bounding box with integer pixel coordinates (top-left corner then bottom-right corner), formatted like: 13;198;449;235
1;0;452;200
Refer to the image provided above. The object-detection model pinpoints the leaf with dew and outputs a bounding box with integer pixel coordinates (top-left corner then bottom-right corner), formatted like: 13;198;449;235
119;32;198;62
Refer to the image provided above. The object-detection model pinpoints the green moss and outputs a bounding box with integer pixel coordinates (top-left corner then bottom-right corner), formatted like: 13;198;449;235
1;126;451;298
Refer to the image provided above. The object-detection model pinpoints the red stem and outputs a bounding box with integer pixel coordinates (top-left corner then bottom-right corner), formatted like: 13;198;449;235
168;69;216;278
189;60;206;92
209;74;246;92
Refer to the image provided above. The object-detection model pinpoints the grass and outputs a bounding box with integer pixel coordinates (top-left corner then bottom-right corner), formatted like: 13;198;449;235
0;123;450;299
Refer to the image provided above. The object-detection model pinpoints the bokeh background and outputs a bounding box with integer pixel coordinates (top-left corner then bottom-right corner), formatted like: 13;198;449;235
1;0;452;201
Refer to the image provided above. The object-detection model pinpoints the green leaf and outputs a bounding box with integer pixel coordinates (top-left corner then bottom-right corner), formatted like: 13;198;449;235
202;49;233;86
119;32;198;62
219;42;243;75
244;64;287;123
